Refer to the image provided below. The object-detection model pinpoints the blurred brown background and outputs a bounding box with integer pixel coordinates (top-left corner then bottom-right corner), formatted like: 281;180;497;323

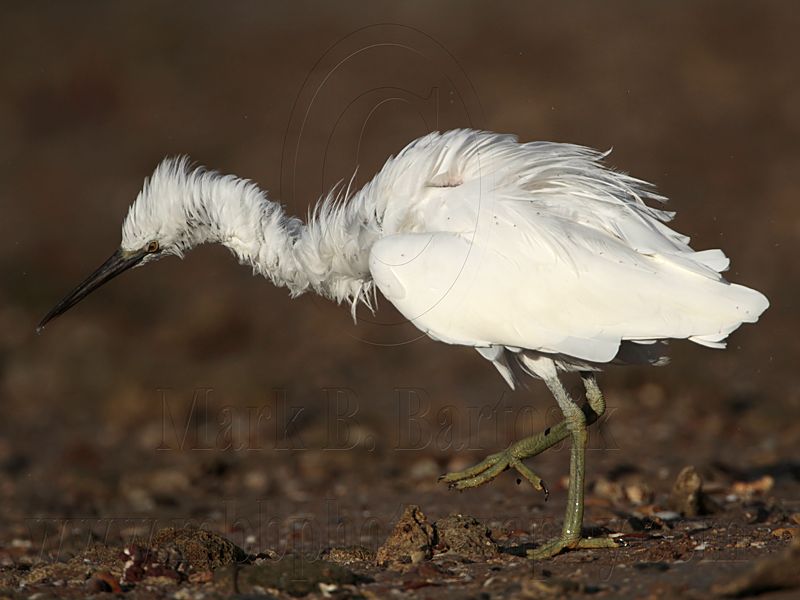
1;0;798;564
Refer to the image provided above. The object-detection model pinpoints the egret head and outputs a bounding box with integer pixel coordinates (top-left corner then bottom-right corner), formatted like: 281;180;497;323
37;157;194;332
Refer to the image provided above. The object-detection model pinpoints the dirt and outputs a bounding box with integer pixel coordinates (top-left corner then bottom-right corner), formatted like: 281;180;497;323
233;556;361;597
712;536;800;597
433;514;499;560
375;505;436;569
2;1;800;599
6;487;800;598
23;543;124;588
120;527;248;584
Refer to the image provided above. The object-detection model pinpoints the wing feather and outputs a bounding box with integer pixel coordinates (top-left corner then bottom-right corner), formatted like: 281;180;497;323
364;130;768;373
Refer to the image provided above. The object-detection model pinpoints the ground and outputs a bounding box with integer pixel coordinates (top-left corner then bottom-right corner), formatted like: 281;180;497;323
1;1;799;598
0;373;798;598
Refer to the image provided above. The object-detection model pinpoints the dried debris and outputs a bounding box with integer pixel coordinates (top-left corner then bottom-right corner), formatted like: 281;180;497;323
376;505;436;569
434;514;498;560
122;526;247;584
24;543;123;586
152;526;247;572
375;506;501;570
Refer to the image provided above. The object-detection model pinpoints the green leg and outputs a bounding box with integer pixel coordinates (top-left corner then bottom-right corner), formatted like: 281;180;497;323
440;372;606;497
527;373;617;558
440;371;618;558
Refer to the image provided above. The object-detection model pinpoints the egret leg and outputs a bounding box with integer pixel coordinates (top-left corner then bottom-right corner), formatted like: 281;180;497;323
527;373;617;559
440;372;606;497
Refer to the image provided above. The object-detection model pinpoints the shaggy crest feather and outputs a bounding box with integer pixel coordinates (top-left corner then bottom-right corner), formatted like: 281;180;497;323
122;156;378;313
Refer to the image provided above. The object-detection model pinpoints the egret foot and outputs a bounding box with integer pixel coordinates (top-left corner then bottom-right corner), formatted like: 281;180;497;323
520;370;620;560
439;448;548;496
439;371;607;495
527;535;619;559
440;371;617;559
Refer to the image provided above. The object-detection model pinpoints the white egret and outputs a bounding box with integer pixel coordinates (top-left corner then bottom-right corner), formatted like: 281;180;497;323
38;129;768;558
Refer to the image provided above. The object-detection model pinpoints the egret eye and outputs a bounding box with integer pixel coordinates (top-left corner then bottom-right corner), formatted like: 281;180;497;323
146;240;159;253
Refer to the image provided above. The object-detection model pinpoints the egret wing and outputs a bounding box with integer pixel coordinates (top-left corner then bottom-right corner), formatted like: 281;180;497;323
363;129;767;369
368;203;767;362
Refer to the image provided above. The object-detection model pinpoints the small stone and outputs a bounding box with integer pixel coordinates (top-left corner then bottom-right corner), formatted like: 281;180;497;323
624;482;654;505
409;457;439;480
731;475;774;497
653;511;681;521
668;466;717;517
86;571;121;593
593;477;624;503
243;469;270;494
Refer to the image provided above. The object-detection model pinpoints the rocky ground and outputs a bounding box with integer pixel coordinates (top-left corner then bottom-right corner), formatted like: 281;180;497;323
1;387;798;599
2;483;800;599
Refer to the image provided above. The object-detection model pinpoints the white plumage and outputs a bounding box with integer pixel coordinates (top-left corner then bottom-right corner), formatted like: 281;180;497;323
38;128;769;558
119;129;768;386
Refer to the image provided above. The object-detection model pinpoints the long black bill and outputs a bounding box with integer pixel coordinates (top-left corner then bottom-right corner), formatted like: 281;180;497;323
37;248;147;333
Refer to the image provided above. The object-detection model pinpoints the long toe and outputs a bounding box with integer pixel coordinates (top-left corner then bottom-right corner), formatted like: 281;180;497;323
439;451;506;484
449;459;509;490
526;535;620;560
